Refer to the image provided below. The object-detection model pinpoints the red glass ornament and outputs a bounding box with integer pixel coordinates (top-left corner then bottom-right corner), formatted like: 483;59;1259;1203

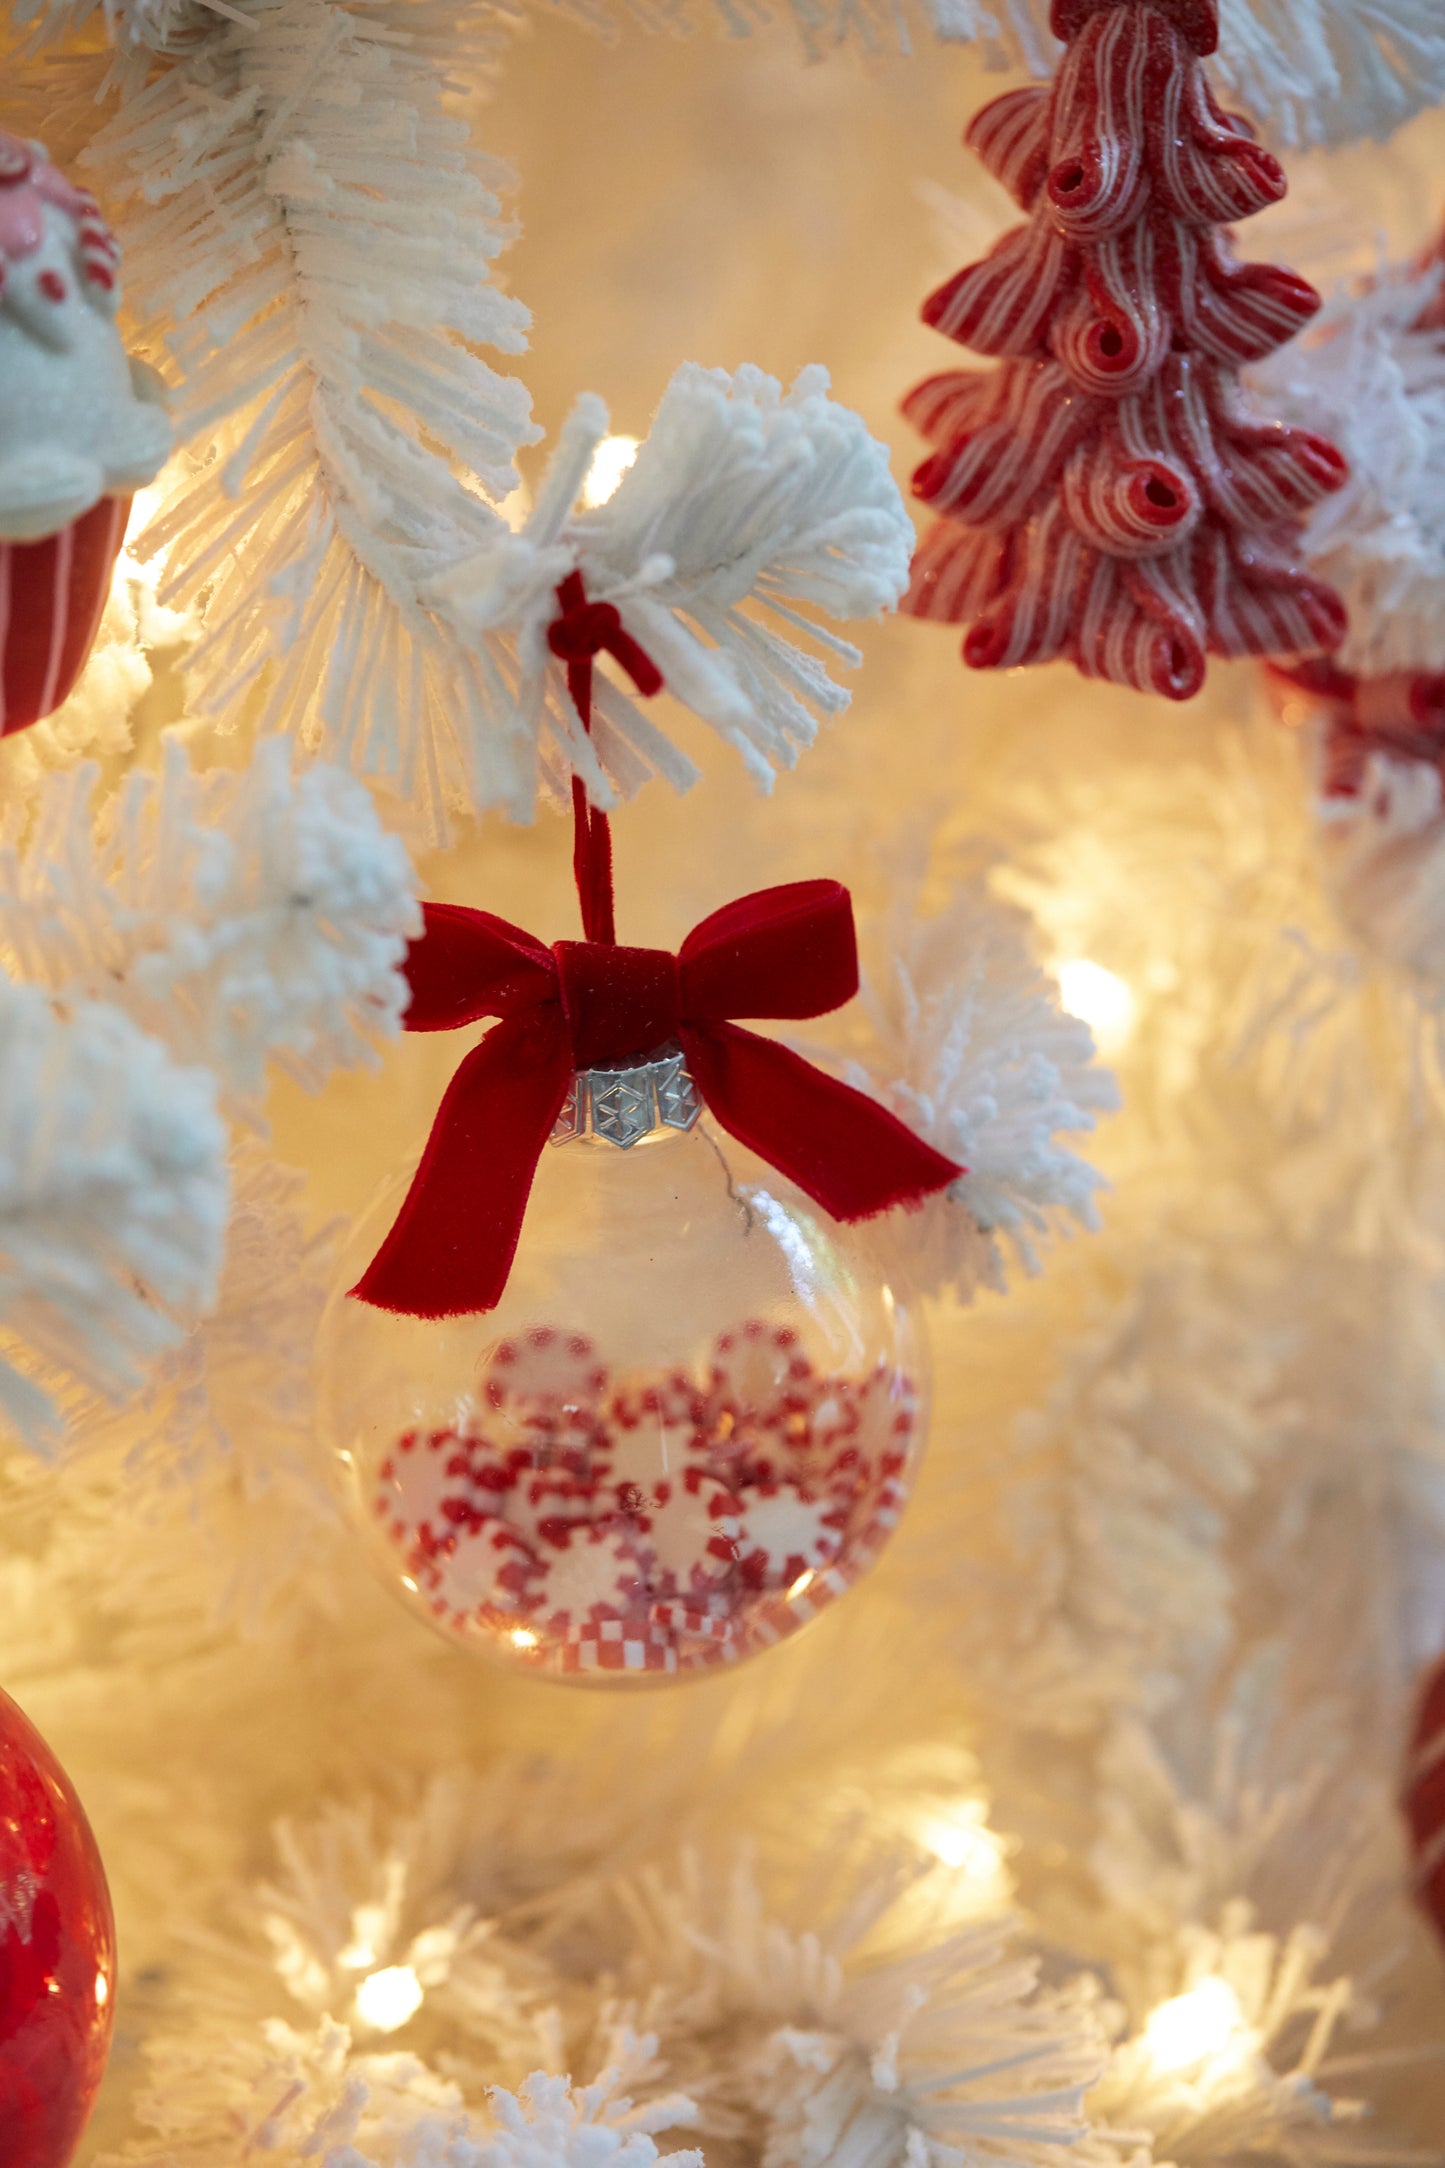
0;495;130;737
0;1686;116;2168
1405;1656;1445;1945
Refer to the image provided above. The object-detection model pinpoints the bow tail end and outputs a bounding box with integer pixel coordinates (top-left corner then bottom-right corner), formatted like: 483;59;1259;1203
349;1021;575;1320
682;1024;962;1226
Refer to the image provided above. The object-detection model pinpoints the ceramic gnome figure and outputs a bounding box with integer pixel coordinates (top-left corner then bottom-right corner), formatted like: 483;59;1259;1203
0;132;171;736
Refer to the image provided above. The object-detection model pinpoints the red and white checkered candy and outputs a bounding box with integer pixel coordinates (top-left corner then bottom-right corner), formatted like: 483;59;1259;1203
735;1480;845;1590
374;1428;475;1554
648;1598;736;1645
560;1618;679;1677
752;1560;855;1644
535;1524;648;1628
422;1515;536;1628
624;1466;743;1597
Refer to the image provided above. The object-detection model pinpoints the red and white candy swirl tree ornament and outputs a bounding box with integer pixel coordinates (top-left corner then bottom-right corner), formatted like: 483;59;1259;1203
0;1685;117;2168
0;133;171;738
318;586;956;1686
901;0;1349;702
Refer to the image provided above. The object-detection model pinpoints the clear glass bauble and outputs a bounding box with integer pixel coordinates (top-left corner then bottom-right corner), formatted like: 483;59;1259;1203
317;1098;926;1687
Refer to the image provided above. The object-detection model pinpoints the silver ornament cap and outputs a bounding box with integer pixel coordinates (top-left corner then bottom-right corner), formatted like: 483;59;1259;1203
550;1042;702;1150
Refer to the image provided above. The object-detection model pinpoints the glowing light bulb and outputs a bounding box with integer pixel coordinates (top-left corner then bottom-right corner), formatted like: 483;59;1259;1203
1143;1977;1249;2075
1054;958;1136;1054
509;1626;539;1650
581;435;639;509
919;1804;1006;1880
354;1964;423;2032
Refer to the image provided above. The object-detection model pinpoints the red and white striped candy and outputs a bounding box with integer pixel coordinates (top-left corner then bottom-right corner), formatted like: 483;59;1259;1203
535;1525;647;1628
384;1319;926;1681
0;495;129;736
458;1436;529;1517
709;1321;814;1417
703;1321;820;1485
501;1463;601;1551
735;1481;844;1590
374;1428;475;1555
482;1327;608;1416
610;1370;704;1439
625;1467;743;1596
423;1515;536;1627
602;1370;710;1508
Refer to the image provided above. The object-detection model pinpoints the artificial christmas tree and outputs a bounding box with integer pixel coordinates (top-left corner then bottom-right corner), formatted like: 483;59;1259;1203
902;0;1351;699
3;10;1445;2168
1255;221;1445;999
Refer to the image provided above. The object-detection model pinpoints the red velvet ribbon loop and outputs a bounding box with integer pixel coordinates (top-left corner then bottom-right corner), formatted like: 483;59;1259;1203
352;880;964;1319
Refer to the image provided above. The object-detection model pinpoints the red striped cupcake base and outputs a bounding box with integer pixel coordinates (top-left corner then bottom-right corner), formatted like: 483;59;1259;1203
0;495;130;737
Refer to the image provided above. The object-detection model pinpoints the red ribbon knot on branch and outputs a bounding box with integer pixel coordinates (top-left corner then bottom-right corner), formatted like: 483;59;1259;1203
545;570;664;947
546;572;664;698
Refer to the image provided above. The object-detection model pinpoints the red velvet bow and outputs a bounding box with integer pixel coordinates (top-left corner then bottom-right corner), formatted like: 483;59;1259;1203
352;880;963;1318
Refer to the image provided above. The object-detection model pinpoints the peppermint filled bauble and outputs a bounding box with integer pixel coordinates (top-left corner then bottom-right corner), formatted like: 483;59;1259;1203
0;133;171;736
0;1686;116;2168
318;1047;926;1684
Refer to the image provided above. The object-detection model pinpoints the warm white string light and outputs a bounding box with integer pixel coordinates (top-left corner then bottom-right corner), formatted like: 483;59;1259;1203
916;1800;1011;1912
581;434;639;509
354;1963;424;2033
1054;958;1137;1055
1143;1976;1253;2076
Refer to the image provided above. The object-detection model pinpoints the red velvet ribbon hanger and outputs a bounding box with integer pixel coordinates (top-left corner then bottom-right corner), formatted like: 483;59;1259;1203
352;575;962;1319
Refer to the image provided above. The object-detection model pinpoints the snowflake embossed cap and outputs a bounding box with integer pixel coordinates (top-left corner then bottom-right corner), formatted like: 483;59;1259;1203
0;134;171;543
